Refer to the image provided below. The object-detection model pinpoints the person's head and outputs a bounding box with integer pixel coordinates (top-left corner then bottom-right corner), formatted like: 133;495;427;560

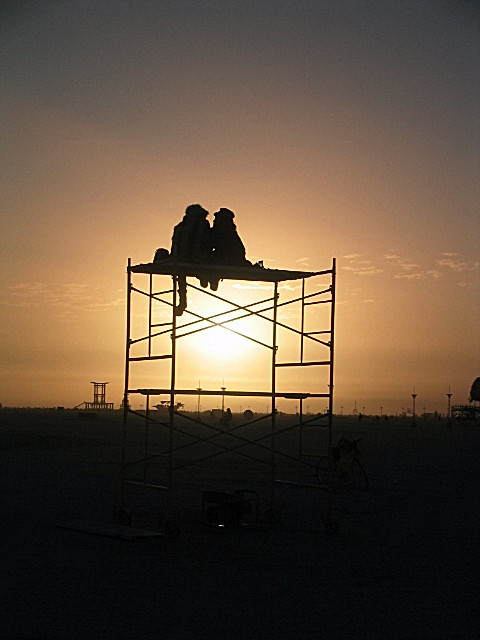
213;208;235;224
185;204;209;218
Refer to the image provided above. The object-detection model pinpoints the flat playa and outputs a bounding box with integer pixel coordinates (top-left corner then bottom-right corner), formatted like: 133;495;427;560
1;409;478;639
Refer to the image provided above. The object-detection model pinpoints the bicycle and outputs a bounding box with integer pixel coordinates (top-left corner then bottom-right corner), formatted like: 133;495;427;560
316;436;369;491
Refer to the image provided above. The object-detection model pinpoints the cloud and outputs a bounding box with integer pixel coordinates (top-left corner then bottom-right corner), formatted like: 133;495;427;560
232;282;271;291
393;271;427;280
344;253;361;259
437;258;479;272
2;282;123;314
384;253;451;281
342;260;383;276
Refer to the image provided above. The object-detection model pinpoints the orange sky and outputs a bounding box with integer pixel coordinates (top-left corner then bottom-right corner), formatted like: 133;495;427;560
1;1;478;414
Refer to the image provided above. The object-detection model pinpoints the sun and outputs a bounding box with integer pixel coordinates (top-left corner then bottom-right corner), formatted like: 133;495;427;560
192;325;252;361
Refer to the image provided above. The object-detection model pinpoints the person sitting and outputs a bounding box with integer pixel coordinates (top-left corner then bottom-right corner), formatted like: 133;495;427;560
171;204;211;264
170;204;212;315
210;208;249;266
209;208;251;290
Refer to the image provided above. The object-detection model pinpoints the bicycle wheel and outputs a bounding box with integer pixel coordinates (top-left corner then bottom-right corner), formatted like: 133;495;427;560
316;456;340;490
351;459;369;491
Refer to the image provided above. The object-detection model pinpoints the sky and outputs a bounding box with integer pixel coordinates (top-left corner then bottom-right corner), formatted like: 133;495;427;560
1;0;479;414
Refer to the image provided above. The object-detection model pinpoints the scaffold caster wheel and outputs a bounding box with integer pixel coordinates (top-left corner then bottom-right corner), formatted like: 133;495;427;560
116;509;132;526
265;509;282;528
324;519;339;536
164;520;180;538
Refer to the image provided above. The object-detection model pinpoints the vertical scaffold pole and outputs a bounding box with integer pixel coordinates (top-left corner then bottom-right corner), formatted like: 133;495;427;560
298;397;303;483
300;278;305;363
326;258;336;524
121;258;132;510
167;274;177;517
270;281;278;510
144;392;150;484
148;273;153;357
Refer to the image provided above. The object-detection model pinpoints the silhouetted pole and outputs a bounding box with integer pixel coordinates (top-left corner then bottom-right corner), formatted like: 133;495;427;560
221;384;226;414
196;382;201;419
411;388;417;426
446;386;452;425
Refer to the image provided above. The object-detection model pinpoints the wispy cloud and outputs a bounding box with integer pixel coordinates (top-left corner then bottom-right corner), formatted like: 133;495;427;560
385;251;478;283
342;255;383;276
2;282;124;313
393;271;427;280
437;258;479;272
295;256;310;266
232;282;271;291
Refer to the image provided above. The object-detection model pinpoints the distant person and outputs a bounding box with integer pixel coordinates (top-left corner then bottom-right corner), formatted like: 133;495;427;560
219;407;232;429
170;204;211;315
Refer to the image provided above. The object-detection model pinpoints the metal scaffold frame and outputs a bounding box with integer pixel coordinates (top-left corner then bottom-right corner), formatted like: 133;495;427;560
120;257;336;531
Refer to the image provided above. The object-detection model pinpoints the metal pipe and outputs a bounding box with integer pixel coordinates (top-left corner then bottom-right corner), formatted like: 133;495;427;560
144;393;150;483
121;258;132;510
326;258;336;525
168;275;177;516
300;278;305;363
148;273;152;357
270;281;278;509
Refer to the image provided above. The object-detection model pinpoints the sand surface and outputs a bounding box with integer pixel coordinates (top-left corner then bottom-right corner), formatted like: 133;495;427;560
0;409;478;639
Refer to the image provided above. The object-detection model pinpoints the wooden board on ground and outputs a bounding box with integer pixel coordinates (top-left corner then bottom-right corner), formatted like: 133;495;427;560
57;520;164;541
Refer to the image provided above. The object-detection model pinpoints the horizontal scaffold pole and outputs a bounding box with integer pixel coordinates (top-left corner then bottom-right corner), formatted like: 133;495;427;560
275;360;331;367
129;388;330;398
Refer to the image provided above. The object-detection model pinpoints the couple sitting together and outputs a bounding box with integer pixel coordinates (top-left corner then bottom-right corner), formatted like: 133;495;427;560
171;204;249;267
154;204;254;315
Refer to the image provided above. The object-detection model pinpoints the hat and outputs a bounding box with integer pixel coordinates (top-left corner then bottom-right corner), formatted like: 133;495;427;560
215;207;235;219
185;204;209;217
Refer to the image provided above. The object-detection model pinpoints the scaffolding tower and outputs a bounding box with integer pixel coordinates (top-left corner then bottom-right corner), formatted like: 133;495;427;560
84;381;114;410
120;257;337;532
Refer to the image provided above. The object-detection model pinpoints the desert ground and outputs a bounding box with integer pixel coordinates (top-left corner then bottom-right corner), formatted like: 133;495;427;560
0;408;478;639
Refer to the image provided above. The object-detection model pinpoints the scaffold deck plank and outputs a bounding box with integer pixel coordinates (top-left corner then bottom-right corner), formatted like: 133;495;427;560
130;261;330;282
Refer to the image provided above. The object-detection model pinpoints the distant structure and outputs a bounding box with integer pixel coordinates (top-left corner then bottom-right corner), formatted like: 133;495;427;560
469;378;480;402
84;381;114;410
451;377;480;422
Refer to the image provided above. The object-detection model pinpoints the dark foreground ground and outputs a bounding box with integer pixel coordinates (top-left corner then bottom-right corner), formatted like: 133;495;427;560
0;409;479;639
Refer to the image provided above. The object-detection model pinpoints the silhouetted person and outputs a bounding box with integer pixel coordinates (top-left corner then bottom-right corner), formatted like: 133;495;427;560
170;204;211;315
211;208;249;266
171;204;211;264
219;407;232;429
209;208;250;290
